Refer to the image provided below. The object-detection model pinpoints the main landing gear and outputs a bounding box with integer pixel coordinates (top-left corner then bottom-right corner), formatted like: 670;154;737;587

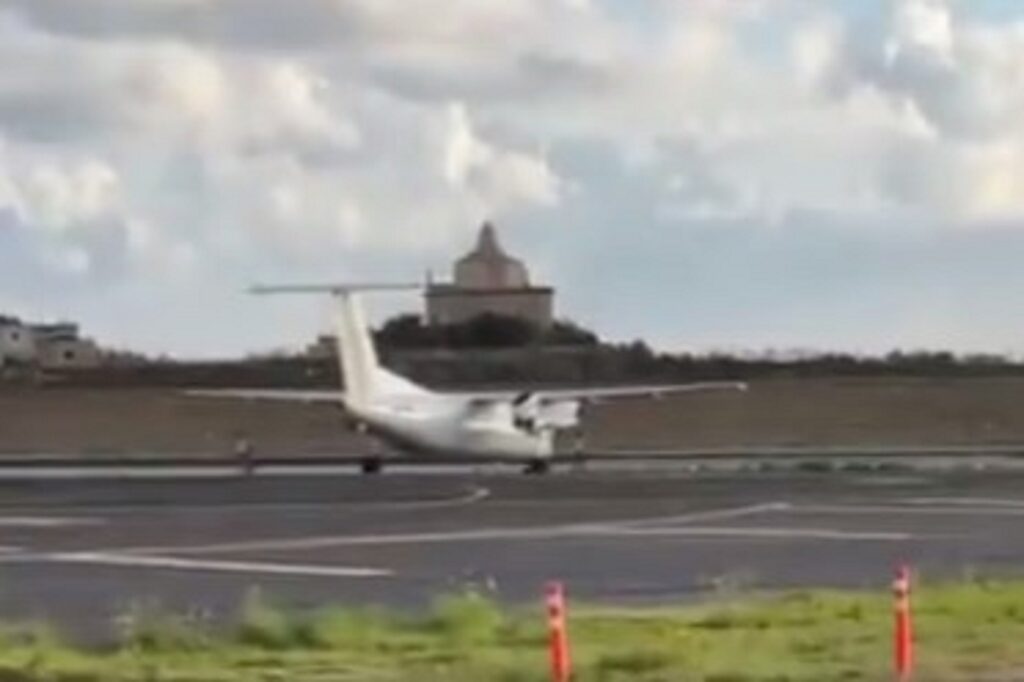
360;457;383;475
522;458;551;475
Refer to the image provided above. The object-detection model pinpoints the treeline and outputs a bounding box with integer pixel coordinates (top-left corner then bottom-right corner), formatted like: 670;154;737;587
375;314;598;349
375;313;1024;384
27;347;1024;389
21;313;1024;388
390;343;1024;387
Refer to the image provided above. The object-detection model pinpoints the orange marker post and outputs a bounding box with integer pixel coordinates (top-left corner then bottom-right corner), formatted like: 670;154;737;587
545;581;572;682
893;564;914;681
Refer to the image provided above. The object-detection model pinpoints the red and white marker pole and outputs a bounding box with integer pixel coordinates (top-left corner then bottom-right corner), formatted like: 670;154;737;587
545;581;572;682
893;564;914;681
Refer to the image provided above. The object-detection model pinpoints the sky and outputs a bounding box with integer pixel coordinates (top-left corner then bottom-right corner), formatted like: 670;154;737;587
1;0;1024;358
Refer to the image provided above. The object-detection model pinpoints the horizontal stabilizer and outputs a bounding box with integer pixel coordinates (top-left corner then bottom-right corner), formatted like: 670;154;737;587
249;283;421;296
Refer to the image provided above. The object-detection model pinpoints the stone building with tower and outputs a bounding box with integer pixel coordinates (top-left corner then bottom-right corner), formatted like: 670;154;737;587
0;316;102;370
425;222;554;328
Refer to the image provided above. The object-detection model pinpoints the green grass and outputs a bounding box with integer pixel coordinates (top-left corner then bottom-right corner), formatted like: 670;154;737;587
3;580;1024;680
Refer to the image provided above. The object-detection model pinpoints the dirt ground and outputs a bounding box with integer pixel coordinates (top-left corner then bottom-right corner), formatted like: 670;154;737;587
3;377;1024;457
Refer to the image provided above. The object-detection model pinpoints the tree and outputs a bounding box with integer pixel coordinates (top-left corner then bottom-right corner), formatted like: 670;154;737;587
545;320;600;346
375;313;603;350
375;314;441;349
448;313;539;348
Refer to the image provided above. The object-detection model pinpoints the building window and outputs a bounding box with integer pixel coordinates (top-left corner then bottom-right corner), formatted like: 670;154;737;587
64;350;75;361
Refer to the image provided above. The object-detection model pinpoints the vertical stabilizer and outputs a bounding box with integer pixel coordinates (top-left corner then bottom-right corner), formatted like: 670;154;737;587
249;282;425;408
333;292;379;409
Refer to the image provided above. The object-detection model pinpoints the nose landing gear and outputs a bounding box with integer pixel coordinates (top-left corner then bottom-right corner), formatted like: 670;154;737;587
522;458;551;475
359;457;383;474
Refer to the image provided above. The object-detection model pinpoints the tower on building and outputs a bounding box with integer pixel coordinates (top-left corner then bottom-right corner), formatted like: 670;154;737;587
425;222;554;328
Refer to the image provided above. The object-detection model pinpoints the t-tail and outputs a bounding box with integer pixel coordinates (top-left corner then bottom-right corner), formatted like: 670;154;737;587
249;283;427;410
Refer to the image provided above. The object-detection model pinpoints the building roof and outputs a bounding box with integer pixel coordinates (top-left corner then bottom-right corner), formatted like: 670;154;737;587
457;222;522;266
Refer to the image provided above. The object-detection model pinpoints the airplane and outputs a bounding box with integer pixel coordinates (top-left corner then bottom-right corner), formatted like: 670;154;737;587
192;284;748;474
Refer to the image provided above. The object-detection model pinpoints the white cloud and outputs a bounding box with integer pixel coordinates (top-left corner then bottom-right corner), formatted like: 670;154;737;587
1;0;1024;354
22;159;121;231
791;15;846;91
442;103;562;210
889;0;955;62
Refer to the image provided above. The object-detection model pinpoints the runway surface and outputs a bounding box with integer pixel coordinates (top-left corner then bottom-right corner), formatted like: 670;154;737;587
2;466;1024;639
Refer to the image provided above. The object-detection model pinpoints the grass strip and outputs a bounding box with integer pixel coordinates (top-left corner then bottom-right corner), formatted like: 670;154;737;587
2;579;1024;681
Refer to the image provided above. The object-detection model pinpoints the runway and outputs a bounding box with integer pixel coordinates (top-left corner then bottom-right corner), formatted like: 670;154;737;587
2;466;1024;640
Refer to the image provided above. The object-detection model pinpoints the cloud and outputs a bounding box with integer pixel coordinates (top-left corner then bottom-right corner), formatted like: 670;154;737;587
442;103;562;211
1;0;594;54
0;0;358;48
0;0;1023;355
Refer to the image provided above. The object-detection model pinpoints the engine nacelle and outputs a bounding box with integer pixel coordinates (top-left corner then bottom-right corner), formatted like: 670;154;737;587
512;392;541;432
537;400;581;429
512;394;580;433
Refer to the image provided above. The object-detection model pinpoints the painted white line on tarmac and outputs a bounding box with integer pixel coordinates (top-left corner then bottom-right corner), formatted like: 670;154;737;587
792;504;1024;516
40;552;393;578
0;465;487;481
0;468;244;481
619;502;791;528
110;503;803;556
903;497;1024;508
116;526;623;555
118;520;910;556
369;485;491;511
0;486;491;517
593;526;913;541
0;517;104;528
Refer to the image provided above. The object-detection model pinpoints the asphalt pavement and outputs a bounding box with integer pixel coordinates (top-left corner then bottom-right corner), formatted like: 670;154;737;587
2;465;1024;640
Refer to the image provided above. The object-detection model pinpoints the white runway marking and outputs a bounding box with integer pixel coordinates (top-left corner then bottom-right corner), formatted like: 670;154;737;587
118;521;912;556
595;526;912;541
362;485;491;511
0;486;491;517
852;477;934;487
792;504;1024;516
0;517;104;528
620;502;791;527
39;552;393;578
903;497;1024;508
110;502;906;556
110;503;785;556
118;526;634;555
0;468;244;481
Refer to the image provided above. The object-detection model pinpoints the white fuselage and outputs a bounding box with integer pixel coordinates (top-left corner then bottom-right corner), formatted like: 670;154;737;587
346;392;554;460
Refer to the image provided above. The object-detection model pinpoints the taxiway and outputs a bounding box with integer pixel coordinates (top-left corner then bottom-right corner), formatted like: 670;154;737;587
1;466;1023;639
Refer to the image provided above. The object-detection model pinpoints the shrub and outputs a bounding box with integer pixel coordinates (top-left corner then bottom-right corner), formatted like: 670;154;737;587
114;601;213;653
427;591;506;643
236;588;295;649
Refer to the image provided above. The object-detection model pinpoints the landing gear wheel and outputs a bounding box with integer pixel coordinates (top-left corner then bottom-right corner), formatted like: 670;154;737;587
523;458;551;475
360;457;383;475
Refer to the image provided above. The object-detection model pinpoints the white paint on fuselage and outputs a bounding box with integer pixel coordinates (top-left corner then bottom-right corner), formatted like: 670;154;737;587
349;392;552;461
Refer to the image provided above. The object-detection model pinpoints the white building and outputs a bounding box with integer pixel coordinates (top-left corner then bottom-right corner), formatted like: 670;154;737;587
0;317;36;366
425;222;555;328
0;317;102;369
31;323;102;369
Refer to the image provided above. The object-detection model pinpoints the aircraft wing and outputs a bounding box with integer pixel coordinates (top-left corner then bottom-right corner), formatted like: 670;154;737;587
461;381;747;405
185;389;343;404
533;381;747;402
